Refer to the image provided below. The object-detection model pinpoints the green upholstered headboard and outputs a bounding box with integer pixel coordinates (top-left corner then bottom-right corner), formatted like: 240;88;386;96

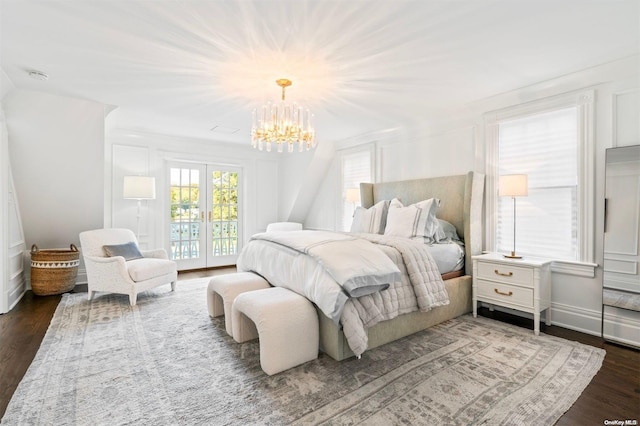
360;171;485;275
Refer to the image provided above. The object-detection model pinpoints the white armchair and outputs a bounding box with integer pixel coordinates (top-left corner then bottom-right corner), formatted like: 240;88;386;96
79;228;177;305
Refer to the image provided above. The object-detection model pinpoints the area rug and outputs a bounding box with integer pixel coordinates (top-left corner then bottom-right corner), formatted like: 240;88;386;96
2;278;605;425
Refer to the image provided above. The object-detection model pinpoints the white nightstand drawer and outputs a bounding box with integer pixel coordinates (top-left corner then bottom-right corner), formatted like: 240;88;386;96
473;254;552;335
476;280;533;308
477;262;533;287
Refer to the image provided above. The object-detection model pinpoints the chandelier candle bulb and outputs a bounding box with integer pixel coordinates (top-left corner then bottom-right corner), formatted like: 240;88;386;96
251;78;316;153
251;110;257;148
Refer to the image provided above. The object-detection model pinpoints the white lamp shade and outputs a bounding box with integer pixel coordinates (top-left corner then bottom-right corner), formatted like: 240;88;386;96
123;176;156;200
346;188;360;203
499;174;528;197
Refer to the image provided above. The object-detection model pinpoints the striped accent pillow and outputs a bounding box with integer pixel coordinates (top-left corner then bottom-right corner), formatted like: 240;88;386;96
350;199;390;234
384;197;440;241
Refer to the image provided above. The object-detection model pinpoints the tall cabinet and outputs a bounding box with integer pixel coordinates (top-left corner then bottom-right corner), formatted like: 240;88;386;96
602;144;640;348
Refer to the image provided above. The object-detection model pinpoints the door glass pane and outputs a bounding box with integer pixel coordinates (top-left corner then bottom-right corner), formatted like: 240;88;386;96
211;169;239;256
170;167;201;260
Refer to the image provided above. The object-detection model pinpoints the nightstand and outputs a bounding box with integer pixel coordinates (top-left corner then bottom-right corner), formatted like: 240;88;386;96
472;253;552;335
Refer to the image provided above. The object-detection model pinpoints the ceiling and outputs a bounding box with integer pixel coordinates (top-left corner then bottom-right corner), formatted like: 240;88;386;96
2;0;639;145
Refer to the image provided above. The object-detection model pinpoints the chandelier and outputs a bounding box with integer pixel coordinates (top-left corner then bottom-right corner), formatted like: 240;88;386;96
251;79;316;153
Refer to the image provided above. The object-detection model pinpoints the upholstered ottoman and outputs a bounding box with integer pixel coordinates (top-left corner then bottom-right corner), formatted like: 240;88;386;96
231;287;319;375
207;272;270;336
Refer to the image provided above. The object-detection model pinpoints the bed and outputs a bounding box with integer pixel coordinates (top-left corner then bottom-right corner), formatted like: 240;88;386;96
238;171;485;361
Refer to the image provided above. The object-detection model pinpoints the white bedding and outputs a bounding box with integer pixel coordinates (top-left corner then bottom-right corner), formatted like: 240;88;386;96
249;231;400;297
426;241;465;274
237;230;450;356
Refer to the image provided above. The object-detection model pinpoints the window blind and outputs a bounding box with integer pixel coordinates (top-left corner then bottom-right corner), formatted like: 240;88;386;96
497;107;579;261
341;150;372;231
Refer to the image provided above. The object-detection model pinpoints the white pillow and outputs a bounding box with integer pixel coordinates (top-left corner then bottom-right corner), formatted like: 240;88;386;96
350;199;390;234
435;219;461;243
384;197;440;240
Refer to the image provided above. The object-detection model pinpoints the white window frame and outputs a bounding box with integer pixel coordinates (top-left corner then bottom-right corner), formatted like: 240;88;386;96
485;90;597;277
337;144;375;231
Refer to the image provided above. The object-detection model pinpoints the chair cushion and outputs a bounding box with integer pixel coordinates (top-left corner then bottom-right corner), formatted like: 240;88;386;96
126;258;177;282
103;241;143;261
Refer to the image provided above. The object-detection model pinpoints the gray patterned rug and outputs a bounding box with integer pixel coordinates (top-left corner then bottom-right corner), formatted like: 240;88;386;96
2;278;605;425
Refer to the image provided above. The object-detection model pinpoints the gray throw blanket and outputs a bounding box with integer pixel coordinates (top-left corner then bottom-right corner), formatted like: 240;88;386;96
340;233;449;356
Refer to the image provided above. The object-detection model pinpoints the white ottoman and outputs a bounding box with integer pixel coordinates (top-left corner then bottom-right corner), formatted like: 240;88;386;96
265;222;303;232
232;287;319;375
207;272;270;336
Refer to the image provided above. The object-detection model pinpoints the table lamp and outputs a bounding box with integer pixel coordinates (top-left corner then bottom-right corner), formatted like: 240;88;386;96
499;174;528;259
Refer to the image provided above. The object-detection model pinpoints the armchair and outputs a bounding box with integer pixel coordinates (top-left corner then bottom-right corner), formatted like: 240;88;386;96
79;228;177;305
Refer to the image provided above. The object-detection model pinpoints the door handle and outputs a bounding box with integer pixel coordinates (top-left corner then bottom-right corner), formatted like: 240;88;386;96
494;270;513;277
208;211;212;222
494;288;513;296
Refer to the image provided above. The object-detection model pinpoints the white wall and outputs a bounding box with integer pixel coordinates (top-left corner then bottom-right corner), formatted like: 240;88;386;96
278;139;336;225
305;158;338;230
380;125;478;182
3;89;105;288
105;129;280;258
303;55;640;337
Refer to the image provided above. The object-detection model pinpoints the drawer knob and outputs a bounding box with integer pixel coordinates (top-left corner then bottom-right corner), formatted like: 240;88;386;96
494;288;513;296
494;269;513;277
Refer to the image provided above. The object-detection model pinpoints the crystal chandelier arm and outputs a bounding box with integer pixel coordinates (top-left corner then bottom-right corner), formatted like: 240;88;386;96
251;78;314;152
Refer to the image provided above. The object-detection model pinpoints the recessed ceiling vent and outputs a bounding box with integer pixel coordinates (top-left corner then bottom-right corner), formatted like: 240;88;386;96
210;125;239;134
27;70;49;81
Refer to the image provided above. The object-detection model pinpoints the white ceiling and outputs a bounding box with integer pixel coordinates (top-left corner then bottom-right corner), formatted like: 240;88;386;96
2;0;639;144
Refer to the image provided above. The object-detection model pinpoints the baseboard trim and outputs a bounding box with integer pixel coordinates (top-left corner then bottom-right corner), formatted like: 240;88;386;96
8;285;26;312
478;301;602;337
603;306;640;348
549;301;602;337
75;269;88;286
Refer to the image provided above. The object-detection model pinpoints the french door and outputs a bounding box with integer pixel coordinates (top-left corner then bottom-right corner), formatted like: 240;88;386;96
168;162;242;270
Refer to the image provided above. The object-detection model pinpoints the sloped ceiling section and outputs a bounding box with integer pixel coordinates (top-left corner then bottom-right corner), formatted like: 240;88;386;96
1;0;639;145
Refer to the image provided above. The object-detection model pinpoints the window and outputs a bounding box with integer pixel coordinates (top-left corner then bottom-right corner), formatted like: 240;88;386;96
340;147;373;231
486;90;595;266
168;162;241;270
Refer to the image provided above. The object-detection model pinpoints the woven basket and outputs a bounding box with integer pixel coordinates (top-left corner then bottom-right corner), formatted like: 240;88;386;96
30;244;80;296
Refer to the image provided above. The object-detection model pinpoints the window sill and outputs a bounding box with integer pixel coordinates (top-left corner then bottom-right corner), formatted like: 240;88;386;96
551;260;598;278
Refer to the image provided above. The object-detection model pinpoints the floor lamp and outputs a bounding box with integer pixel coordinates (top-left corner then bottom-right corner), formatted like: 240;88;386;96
123;176;156;240
499;174;528;259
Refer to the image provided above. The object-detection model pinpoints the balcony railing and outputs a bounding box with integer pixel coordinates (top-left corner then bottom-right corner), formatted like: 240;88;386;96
170;221;237;259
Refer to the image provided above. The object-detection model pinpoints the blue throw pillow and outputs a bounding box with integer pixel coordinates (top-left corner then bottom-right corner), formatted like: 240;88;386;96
103;241;143;261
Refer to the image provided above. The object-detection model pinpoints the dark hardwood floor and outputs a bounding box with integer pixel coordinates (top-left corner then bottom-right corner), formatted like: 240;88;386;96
1;272;638;424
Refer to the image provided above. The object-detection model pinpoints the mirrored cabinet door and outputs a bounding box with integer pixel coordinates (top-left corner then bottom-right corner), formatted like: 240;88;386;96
602;144;640;348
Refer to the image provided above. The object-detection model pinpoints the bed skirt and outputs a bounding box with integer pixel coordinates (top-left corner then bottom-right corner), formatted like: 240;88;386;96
318;275;472;361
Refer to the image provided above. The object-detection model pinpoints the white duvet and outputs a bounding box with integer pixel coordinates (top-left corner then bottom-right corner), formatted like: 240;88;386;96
249;231;400;297
237;230;449;356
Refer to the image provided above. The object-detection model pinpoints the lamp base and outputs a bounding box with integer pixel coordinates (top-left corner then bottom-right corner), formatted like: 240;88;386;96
503;251;522;259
